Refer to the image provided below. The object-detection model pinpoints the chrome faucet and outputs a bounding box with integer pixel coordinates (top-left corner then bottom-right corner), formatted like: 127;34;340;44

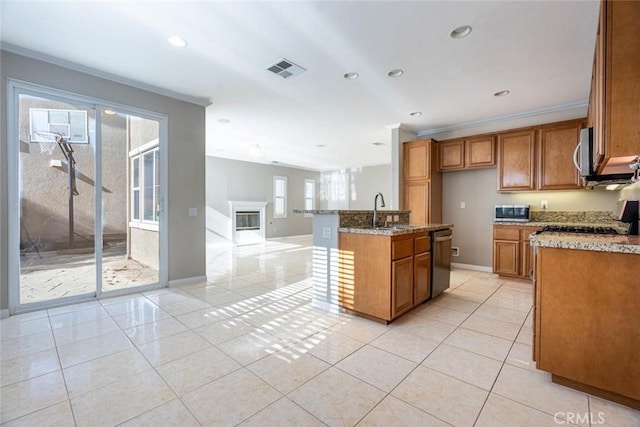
373;192;386;227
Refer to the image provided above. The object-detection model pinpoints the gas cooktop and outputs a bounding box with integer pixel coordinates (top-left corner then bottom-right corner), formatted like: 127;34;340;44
538;225;621;235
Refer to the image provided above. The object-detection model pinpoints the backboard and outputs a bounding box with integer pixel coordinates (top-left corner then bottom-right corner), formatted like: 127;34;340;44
29;108;88;143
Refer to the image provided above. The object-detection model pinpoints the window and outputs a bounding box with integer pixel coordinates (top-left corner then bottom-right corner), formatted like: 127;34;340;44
130;141;160;230
304;179;315;217
273;175;287;218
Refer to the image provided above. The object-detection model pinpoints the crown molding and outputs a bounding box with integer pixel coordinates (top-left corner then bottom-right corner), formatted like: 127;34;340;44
1;43;212;107
416;101;588;138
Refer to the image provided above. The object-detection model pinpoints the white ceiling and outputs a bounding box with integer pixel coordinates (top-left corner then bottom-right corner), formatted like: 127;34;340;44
1;1;599;171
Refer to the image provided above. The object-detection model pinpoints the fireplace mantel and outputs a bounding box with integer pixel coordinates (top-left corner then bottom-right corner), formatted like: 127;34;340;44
229;201;268;245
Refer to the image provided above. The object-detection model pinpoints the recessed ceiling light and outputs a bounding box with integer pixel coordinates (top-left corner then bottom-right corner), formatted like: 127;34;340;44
217;118;230;124
450;25;472;39
103;109;117;115
315;144;326;148
372;142;385;146
409;111;422;116
388;69;404;78
343;72;359;80
168;36;188;47
493;90;510;97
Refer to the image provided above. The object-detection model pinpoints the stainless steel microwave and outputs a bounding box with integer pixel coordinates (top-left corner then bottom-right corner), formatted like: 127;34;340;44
495;205;530;222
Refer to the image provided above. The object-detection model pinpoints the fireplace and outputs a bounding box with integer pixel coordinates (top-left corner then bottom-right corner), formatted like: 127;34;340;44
229;201;267;245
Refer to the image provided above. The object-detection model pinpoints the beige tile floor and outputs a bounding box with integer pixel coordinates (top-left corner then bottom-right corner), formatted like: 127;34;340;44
1;235;639;426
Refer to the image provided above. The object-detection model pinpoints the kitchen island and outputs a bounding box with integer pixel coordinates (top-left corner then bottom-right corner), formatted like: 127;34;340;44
530;232;640;409
295;209;452;321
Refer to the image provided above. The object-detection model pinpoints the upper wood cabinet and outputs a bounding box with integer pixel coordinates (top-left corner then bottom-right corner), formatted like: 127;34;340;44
496;119;585;192
537;120;583;190
438;139;465;171
404;142;430;181
466;136;496;169
403;139;442;224
497;128;537;191
437;136;496;171
590;0;640;174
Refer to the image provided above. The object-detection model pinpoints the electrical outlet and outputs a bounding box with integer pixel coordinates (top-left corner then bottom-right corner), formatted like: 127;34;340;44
386;215;392;222
541;200;548;209
188;208;198;217
393;215;399;221
452;247;460;256
460;202;466;209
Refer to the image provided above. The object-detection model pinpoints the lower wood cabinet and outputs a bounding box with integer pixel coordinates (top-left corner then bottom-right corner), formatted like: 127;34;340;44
535;247;640;406
339;230;432;322
391;257;414;318
493;225;541;279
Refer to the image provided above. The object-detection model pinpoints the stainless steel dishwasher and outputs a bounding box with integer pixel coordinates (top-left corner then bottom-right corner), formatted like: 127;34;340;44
431;229;452;297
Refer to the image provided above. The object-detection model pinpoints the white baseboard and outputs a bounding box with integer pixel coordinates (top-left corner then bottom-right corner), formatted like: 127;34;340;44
268;234;312;241
0;308;9;319
452;263;493;273
169;275;207;288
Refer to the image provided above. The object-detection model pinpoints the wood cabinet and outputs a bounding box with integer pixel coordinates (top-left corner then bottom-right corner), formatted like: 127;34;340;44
534;247;640;407
437;136;496;171
497;129;537;191
537;120;583;190
466;136;496;168
497;119;585;192
589;0;640;175
338;230;432;322
403;139;442;224
438;139;465;171
492;225;541;279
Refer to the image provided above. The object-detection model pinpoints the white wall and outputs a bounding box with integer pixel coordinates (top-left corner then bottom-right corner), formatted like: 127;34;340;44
1;50;206;310
348;165;392;210
206;156;320;244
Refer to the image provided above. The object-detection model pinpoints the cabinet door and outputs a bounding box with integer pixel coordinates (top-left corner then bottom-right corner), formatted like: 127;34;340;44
404;141;430;181
392;257;414;318
414;252;431;304
497;129;536;191
593;1;605;170
404;180;428;224
493;240;520;276
604;1;640;161
466;136;496;168
438;139;465;171
538;122;582;190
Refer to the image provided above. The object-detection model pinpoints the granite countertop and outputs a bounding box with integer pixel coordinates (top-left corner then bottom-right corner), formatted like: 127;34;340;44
494;221;630;235
530;232;640;254
294;209;410;215
338;223;453;236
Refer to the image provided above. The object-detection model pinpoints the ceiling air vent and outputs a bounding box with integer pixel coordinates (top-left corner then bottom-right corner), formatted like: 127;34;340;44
266;58;306;79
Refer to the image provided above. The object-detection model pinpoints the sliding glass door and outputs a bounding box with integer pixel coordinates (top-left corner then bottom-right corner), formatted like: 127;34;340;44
8;82;166;312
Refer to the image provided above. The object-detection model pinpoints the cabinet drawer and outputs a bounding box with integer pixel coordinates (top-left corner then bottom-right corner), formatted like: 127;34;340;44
392;238;414;260
493;227;520;241
414;236;431;253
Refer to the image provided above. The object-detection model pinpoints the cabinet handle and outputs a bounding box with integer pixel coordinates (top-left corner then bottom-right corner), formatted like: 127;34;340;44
572;141;581;171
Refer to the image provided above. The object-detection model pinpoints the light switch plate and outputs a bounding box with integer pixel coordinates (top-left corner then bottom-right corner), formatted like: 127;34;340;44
460;202;466;209
322;227;331;239
188;208;198;217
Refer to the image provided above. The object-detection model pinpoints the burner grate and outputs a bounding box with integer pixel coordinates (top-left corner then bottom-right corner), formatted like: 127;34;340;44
539;225;620;235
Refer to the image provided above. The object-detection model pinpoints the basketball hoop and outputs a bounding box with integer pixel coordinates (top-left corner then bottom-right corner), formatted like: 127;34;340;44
32;130;65;155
